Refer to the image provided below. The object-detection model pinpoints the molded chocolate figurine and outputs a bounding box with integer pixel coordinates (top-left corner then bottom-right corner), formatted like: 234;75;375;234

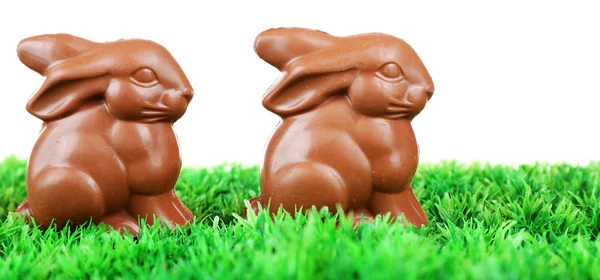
247;27;434;228
15;34;194;235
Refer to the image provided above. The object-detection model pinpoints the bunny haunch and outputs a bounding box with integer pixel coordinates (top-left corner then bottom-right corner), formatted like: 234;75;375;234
247;27;435;228
14;34;194;236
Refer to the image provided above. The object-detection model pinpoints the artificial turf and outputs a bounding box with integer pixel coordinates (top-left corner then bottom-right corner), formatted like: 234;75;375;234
0;155;599;279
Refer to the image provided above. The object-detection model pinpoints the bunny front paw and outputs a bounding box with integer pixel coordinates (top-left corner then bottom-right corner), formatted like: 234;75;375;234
100;211;140;236
243;196;263;217
15;198;32;223
368;187;428;228
127;190;194;229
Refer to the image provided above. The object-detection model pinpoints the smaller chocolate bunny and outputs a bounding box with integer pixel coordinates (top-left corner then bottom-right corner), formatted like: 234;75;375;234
247;27;435;227
15;34;195;235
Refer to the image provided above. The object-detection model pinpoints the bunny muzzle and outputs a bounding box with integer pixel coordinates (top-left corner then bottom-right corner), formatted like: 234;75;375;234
155;87;193;121
161;87;193;107
408;84;433;113
133;87;192;123
382;85;431;120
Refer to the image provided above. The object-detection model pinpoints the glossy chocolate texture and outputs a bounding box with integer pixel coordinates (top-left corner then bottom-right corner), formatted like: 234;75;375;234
247;27;434;227
15;34;194;235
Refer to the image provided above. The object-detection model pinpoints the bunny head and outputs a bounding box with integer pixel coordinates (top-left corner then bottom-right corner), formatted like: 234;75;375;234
255;28;434;119
17;34;194;123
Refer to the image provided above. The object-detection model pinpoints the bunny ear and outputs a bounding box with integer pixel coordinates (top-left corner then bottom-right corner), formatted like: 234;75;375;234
26;51;113;121
17;34;98;75
262;46;364;116
254;27;337;71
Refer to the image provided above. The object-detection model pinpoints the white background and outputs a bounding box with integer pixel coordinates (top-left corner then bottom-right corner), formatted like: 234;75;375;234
0;1;599;167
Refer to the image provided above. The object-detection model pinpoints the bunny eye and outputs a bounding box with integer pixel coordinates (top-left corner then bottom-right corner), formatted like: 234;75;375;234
131;67;158;86
376;62;403;80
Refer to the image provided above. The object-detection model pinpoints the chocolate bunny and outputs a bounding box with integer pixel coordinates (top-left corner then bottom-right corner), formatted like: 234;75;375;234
247;27;435;227
15;34;194;235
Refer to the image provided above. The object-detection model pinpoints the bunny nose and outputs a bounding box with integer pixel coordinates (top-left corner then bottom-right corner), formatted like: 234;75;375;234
406;86;428;110
181;87;194;102
425;84;434;99
160;88;192;108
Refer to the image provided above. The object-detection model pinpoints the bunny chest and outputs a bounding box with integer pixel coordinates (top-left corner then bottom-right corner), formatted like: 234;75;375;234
353;118;419;193
109;121;182;195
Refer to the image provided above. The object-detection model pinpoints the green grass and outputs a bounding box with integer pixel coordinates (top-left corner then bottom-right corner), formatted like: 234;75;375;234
1;155;599;279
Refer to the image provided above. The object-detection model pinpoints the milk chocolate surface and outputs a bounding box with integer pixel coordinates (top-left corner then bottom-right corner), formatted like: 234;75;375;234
15;34;194;235
247;27;434;227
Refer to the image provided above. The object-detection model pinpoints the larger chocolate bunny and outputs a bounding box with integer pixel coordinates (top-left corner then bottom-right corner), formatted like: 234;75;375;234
15;34;194;235
247;27;435;228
